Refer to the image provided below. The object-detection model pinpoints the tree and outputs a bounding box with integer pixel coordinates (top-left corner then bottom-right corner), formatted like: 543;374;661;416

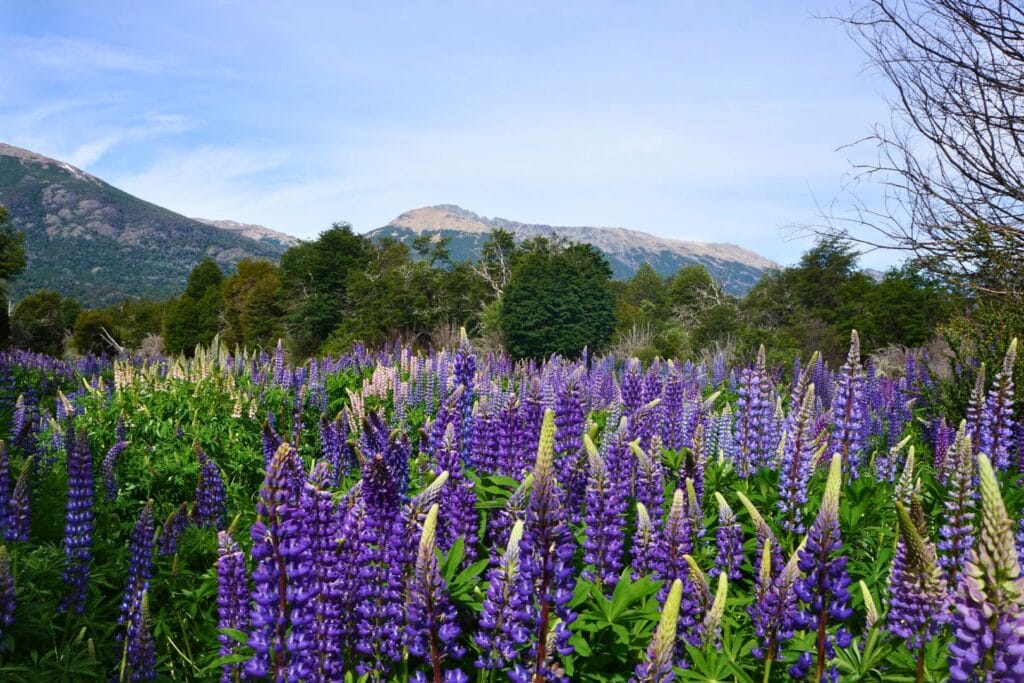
162;259;224;355
278;223;371;357
222;259;284;349
500;241;616;359
0;207;27;348
72;310;118;356
12;290;67;356
839;1;1024;302
184;257;224;300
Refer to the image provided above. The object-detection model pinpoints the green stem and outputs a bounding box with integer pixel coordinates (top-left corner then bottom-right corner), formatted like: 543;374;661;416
916;647;925;683
762;655;773;683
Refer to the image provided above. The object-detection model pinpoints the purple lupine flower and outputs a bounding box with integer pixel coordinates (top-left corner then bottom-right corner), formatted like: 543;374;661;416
678;422;706;509
632;578;683;683
216;531;249;683
515;409;577;682
453;335;477;465
5;458;31;542
406;504;464;680
748;537;801;665
118;501;155;639
938;424;976;586
631;502;658;579
495;393;522;477
887;496;949;650
778;381;817;534
101;441;128;501
633;441;664;527
932;416;955;480
434;422;479;563
948;453;1024;681
710;492;743;580
966;363;987;453
979;339;1017;470
554;374;587;523
60;429;94;614
194;446;227;529
363;410;410;495
484;472;532;552
126;590;156;681
652;487;701;659
302;461;343;682
261;420;283;469
0;443;9;535
352;452;405;678
660;367;685;451
831;330;866;477
160;502;190;556
246;442;312;682
790;454;853;682
0;546;14;641
812;354;832;409
711;352;726;388
475;520;530;671
581;436;626;591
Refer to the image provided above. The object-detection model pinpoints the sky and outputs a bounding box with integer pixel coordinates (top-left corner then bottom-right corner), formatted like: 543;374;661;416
0;1;897;267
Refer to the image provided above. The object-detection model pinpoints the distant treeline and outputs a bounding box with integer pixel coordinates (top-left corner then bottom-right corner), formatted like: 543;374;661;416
8;221;959;366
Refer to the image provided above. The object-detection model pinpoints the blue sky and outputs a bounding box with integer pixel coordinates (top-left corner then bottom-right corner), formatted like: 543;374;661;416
0;1;896;267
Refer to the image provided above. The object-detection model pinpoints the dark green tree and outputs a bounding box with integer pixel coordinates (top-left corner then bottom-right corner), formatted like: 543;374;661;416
184;257;225;300
162;259;225;355
12;290;67;356
72;310;118;356
500;241;615;359
222;259;284;349
0;206;27;348
278;223;371;357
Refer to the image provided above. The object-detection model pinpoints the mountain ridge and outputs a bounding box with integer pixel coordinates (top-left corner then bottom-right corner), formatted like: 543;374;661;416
369;204;776;294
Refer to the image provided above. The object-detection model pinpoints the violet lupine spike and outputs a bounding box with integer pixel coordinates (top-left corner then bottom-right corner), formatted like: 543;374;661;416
939;424;976;587
194;446;227;529
652;488;701;660
932;416;955;481
126;590;156;682
947;453;1024;682
631;502;658;580
406;504;464;680
749;538;802;666
160;502;190;556
60;429;93;614
966;363;987;453
0;546;12;642
660;368;685;451
452;333;477;466
246;442;312;682
736;490;784;579
710;492;743;580
216;531;249;683
5;458;31;542
632;441;664;526
632;578;683;683
554;374;587;523
778;382;817;534
101;441;128;502
433;421;479;562
352;453;405;679
485;473;532;552
979;338;1017;470
678;422;706;508
515;409;577;682
831;330;866;477
302;461;343;682
581;436;625;592
887;496;949;651
0;443;8;535
476;519;529;671
118;500;155;654
790;454;853;682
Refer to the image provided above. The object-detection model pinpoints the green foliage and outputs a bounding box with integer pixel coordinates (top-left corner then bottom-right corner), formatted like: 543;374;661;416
71;310;118;356
12;290;68;356
221;259;283;349
500;241;616;359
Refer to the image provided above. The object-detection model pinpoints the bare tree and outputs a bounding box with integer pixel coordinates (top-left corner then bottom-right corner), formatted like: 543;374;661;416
834;0;1024;302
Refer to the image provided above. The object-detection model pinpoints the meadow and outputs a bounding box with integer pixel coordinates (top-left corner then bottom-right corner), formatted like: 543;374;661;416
0;332;1019;682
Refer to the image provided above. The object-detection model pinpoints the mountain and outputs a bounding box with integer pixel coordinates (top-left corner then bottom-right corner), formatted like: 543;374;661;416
192;218;301;249
367;204;777;294
0;143;290;306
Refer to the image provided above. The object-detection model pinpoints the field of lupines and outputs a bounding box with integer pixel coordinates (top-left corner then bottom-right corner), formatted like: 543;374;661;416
0;332;1020;682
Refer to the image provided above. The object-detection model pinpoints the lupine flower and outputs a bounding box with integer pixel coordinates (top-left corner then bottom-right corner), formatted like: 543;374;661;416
160;502;190;556
632;578;683;683
939;423;976;586
859;581;879;634
749;538;802;665
476;520;529;671
710;493;743;580
246;443;312;682
60;429;94;614
678;423;706;509
887;496;949;650
452;334;477;466
125;590;156;681
733;345;773;475
633;441;664;526
194;446;227;529
0;546;14;641
118;500;155;661
736;491;784;582
5;458;31;542
434;422;479;563
0;443;8;535
216;531;249;683
702;572;729;648
947;453;1024;681
554;374;587;522
631;502;658;579
302;461;343;682
966;363;987;452
406;503;464;680
485;473;532;552
831;330;866;477
790;454;853;682
778;382;817;534
514;409;577;682
101;441;128;501
652;488;702;660
581;435;626;591
979;338;1017;470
